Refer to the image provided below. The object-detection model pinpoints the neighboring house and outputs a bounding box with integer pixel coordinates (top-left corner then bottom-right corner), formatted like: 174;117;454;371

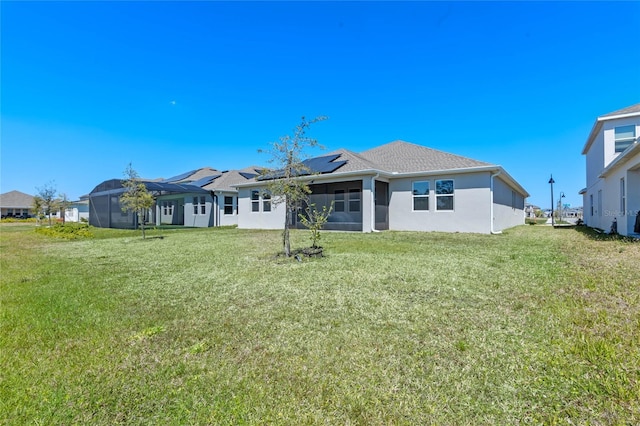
580;104;640;236
88;178;210;229
0;190;34;218
235;140;529;234
153;166;262;227
89;166;262;229
64;197;90;223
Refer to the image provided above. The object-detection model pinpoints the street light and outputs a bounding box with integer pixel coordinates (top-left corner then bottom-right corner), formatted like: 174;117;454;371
560;192;566;222
548;175;555;227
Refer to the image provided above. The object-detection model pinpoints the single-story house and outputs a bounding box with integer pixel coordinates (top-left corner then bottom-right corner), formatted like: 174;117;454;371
88;166;262;229
0;190;35;218
234;140;529;234
580;103;640;236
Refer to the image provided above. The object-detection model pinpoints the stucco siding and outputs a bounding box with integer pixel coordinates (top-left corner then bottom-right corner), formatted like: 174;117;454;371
237;187;285;229
183;194;214;228
586;132;605;189
602;118;639;169
492;176;525;232
388;172;492;234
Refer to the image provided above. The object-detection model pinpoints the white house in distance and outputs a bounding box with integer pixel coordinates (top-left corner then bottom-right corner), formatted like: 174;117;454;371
580;103;640;236
235;140;528;234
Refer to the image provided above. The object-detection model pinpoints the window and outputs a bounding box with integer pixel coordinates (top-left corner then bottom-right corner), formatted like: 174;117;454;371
349;189;361;212
263;192;271;212
436;179;454;210
251;190;260;212
412;181;429;211
193;197;206;215
162;201;174;216
621;178;626;215
251;189;271;213
615;125;636;153
334;190;345;212
224;196;234;215
590;194;594;216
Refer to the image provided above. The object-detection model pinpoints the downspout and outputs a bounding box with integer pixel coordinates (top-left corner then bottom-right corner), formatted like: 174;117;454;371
371;174;380;232
212;192;218;227
490;170;502;234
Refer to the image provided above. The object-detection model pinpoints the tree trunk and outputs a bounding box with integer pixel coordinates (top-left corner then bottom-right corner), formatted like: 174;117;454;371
139;211;146;239
283;208;291;256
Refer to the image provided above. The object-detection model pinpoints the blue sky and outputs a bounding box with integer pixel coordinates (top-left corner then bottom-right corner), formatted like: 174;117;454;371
2;1;639;209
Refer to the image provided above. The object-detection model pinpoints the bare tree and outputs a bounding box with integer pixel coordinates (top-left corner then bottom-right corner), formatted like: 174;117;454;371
260;116;328;257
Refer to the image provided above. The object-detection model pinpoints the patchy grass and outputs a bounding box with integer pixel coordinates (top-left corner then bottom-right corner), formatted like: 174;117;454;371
1;225;638;424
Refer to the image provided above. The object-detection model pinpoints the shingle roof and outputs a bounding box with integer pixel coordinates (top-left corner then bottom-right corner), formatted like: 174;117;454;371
599;103;640;118
0;190;34;208
203;167;263;192
360;140;493;173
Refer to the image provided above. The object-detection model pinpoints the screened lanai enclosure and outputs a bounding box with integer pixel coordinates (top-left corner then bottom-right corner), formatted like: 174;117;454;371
88;179;210;229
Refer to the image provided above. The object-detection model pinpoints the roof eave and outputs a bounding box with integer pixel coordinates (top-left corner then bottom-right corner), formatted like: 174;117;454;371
582;110;640;155
598;142;640;178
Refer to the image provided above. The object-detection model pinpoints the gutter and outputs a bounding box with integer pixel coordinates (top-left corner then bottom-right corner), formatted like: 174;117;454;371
490;170;502;234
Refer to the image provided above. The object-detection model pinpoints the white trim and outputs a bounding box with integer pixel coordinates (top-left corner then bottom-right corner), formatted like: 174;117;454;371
434;178;455;212
411;179;430;212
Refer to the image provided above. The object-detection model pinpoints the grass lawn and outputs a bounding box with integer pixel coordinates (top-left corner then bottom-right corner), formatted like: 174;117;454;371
1;224;639;424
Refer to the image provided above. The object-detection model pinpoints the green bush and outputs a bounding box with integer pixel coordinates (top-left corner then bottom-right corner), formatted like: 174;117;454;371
34;222;94;239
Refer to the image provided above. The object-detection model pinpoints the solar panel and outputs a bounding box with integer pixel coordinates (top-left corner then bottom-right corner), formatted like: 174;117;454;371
190;175;221;188
239;172;258;179
257;154;347;181
161;169;198;183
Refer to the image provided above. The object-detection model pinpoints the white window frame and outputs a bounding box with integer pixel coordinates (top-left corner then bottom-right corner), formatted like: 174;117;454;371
250;189;272;213
614;125;636;153
412;180;430;211
435;179;454;211
263;191;271;212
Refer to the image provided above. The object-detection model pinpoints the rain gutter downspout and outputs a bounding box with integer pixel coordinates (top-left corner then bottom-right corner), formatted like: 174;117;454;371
490;170;502;234
371;173;380;232
212;192;218;227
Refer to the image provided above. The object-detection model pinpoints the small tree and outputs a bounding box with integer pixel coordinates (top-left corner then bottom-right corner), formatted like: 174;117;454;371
32;196;44;226
259;116;328;257
120;163;154;239
35;181;59;226
298;202;334;249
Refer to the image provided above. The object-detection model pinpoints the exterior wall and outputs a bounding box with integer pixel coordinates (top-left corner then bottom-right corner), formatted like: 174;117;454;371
492;176;526;232
64;208;89;223
388;172;493;234
216;193;238;227
587;152;640;236
156;195;184;225
183;194;214;227
583;116;640;236
601;118;639;169
237;187;285;229
586;131;605;189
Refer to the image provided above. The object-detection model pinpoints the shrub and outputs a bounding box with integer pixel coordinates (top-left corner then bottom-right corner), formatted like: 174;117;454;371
34;222;94;239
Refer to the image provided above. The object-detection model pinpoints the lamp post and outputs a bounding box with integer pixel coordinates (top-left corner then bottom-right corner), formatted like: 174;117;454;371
560;192;566;222
548;175;555;226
